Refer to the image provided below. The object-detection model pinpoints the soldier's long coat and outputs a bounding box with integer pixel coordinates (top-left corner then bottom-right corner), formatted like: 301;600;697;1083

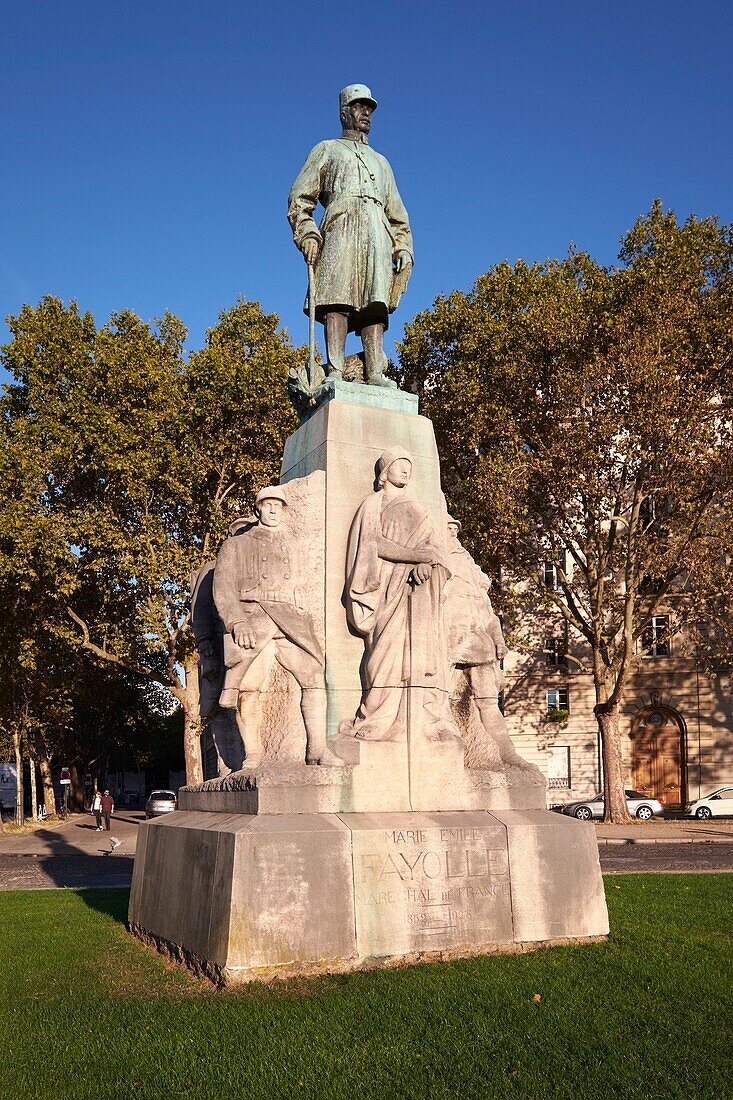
288;135;413;331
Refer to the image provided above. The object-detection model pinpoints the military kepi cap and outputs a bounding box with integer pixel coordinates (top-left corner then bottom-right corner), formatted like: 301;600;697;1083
255;485;288;509
340;83;378;112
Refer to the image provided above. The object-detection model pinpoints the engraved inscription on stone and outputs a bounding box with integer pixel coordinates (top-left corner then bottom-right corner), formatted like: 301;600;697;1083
349;819;514;956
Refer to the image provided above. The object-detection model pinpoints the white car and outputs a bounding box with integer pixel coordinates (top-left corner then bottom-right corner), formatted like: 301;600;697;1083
686;787;733;820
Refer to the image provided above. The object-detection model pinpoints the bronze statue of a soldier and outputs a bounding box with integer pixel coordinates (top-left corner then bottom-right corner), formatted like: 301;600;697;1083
288;83;413;390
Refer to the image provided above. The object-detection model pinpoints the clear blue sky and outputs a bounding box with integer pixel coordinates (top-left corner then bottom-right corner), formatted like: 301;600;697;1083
2;0;731;369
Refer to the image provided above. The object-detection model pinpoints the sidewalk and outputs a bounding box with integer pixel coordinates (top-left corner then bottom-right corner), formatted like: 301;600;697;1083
0;810;144;857
2;809;731;855
594;819;733;845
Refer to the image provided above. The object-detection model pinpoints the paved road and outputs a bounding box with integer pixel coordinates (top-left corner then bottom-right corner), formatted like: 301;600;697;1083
0;810;142;889
0;853;135;889
599;842;733;873
2;812;732;889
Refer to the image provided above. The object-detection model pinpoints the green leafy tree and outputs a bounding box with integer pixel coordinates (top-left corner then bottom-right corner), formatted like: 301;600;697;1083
0;384;80;818
1;296;301;784
400;203;733;822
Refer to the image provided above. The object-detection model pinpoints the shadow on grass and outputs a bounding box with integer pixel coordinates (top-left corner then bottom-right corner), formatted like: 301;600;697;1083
79;885;131;925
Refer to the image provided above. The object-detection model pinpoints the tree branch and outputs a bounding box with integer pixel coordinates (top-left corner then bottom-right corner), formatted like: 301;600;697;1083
65;606;181;695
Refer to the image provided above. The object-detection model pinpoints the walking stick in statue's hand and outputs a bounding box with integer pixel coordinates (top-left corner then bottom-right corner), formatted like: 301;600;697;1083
308;263;317;391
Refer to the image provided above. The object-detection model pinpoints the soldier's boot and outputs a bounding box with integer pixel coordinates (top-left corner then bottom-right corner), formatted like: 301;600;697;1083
236;690;264;769
362;323;397;388
324;312;348;378
301;688;344;766
211;709;245;775
474;697;526;767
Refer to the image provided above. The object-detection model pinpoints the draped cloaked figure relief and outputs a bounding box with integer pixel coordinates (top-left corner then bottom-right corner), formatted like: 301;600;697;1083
342;448;462;744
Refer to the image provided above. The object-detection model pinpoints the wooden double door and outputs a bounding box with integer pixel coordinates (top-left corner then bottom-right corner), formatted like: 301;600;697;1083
631;709;685;808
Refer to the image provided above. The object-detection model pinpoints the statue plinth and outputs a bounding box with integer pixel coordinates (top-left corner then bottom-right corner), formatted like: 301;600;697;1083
130;387;608;982
130;807;607;986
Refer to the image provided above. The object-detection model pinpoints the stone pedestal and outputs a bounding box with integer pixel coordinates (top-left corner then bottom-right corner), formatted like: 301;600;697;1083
130;386;609;982
129;808;609;985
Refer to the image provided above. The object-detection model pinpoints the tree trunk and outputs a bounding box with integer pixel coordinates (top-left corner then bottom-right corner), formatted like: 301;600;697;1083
13;729;24;827
182;653;203;786
37;750;56;819
70;763;84;812
596;704;632;824
29;751;38;821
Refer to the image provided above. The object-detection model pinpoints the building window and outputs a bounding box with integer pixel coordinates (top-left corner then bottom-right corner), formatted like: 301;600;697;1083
545;637;568;668
641;616;670;658
547;746;571;789
543;561;560;591
546;688;569;714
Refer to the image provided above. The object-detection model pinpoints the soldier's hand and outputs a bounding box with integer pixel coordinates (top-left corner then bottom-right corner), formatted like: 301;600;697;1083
233;625;256;649
302;238;321;266
394;250;412;274
412;562;433;584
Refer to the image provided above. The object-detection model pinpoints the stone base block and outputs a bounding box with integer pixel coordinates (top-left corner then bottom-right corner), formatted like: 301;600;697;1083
129;808;608;984
179;752;546;816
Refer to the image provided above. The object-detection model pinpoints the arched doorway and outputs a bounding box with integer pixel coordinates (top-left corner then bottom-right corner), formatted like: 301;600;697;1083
630;706;687;809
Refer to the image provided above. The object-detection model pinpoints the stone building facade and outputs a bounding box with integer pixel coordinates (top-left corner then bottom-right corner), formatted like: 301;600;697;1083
502;602;733;809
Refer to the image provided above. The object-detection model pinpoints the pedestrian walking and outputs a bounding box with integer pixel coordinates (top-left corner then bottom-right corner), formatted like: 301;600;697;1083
92;790;103;831
100;789;114;831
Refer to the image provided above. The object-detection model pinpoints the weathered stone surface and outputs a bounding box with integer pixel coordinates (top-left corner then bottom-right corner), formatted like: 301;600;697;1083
488;808;610;941
281;395;445;743
177;754;547;816
226;814;356;972
301;376;418;420
130;808;608;981
179;747;412;814
130;812;357;978
342;812;514;957
128;811;236;969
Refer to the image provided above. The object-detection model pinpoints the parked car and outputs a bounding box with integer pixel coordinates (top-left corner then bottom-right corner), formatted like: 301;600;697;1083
145;790;178;818
554;790;664;821
686;787;733;820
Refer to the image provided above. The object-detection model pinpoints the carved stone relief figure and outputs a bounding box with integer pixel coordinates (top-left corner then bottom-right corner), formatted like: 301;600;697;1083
213;485;341;768
444;515;529;769
190;523;254;776
342;448;462;744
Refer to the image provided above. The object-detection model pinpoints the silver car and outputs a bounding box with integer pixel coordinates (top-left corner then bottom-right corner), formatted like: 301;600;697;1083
145;789;178;819
556;789;664;821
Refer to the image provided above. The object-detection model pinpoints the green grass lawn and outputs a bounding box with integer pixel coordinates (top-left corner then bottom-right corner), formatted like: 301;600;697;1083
2;876;731;1100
